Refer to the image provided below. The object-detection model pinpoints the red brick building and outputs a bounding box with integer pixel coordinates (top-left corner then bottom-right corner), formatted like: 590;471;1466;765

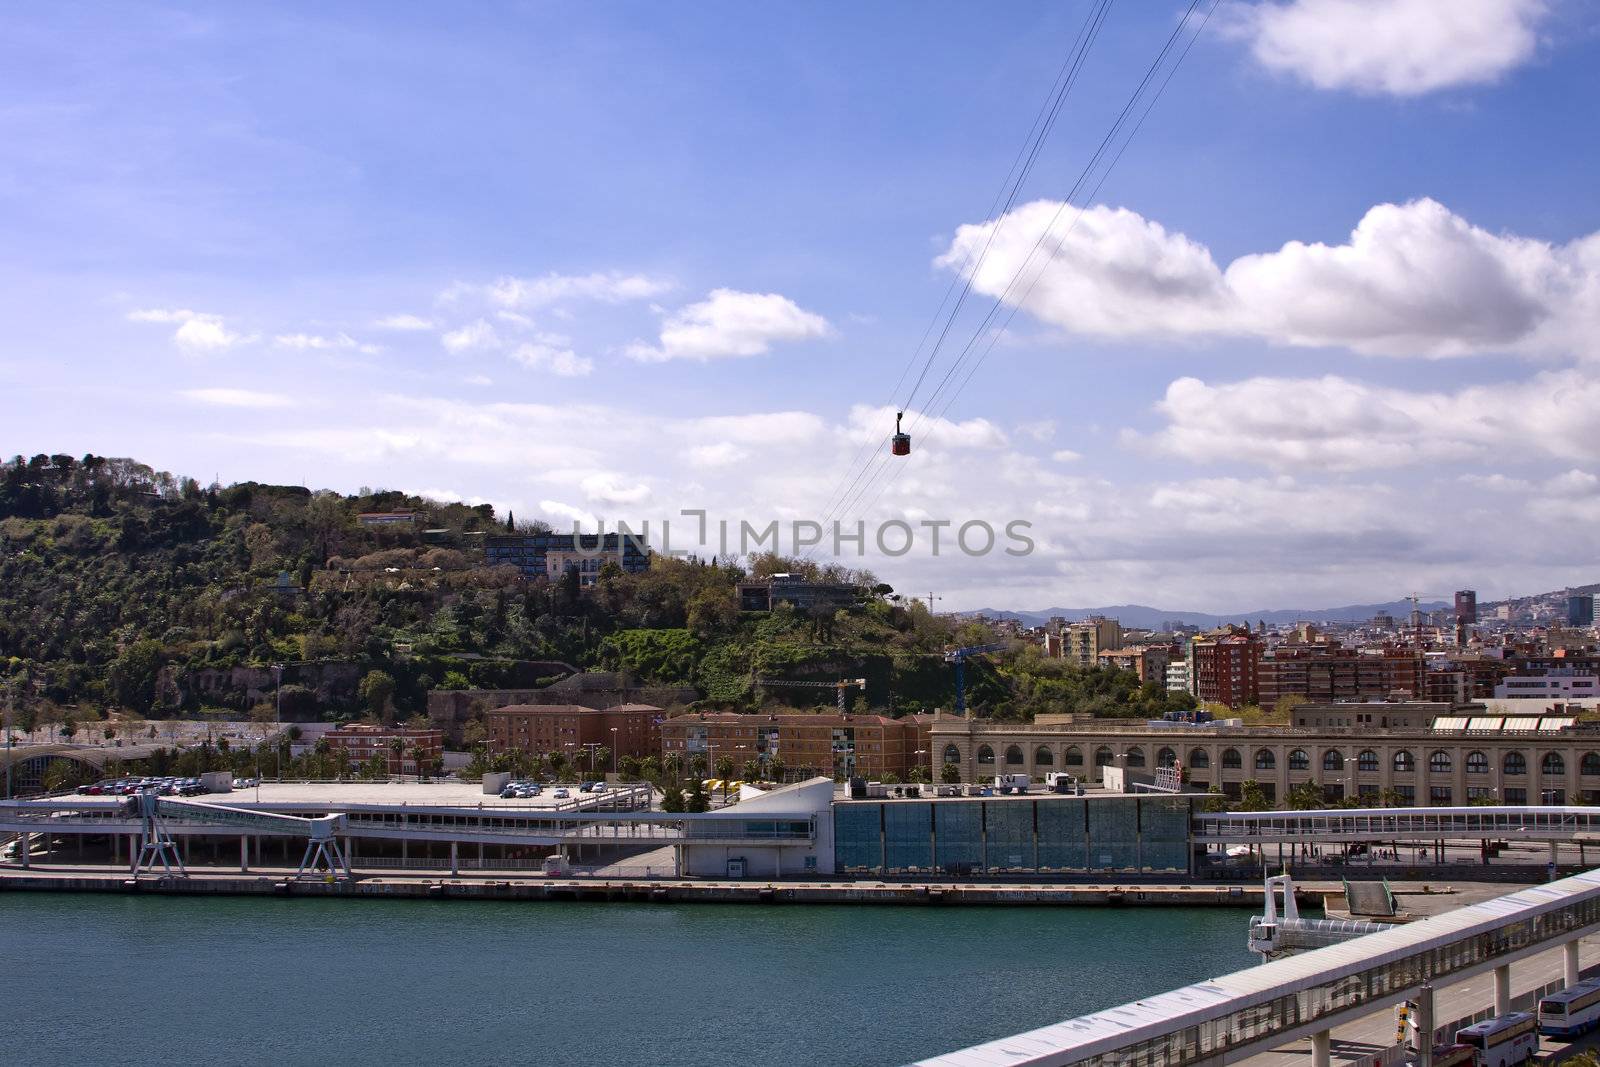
659;711;934;781
1256;644;1423;706
324;725;444;774
1191;633;1262;709
484;703;662;771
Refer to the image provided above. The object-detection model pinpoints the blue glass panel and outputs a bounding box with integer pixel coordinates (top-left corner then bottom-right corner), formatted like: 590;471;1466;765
1036;798;1088;871
1140;796;1192;873
1088;797;1140;871
985;800;1035;872
883;803;933;872
934;802;983;875
833;803;882;874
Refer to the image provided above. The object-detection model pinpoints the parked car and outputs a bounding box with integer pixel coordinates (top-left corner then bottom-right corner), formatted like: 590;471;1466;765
553;788;570;799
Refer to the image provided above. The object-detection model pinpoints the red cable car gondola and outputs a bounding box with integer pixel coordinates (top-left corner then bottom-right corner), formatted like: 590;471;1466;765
891;411;911;456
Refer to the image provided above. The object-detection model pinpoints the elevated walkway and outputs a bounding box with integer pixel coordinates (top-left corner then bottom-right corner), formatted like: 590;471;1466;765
918;868;1600;1067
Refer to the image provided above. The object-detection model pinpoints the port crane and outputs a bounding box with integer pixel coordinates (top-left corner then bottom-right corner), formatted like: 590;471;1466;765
755;677;868;713
944;643;1010;716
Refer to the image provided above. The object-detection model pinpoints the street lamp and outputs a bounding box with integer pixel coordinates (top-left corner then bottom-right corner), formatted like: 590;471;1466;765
610;727;618;775
3;677;14;801
273;663;284;784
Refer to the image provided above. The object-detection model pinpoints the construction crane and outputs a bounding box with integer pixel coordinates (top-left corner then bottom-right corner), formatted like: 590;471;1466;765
944;643;1010;716
756;677;868;713
1402;592;1453;645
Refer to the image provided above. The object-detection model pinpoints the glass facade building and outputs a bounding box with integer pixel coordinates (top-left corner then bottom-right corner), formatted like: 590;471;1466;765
832;795;1194;878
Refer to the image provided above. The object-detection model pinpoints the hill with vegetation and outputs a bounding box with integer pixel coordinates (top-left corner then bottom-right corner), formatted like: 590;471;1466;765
0;452;1194;739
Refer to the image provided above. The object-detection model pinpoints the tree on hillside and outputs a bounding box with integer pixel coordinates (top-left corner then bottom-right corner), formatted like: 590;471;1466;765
107;640;163;713
359;669;396;724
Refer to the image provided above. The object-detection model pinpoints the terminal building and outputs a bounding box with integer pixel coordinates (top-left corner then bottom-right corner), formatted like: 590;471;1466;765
834;793;1191;879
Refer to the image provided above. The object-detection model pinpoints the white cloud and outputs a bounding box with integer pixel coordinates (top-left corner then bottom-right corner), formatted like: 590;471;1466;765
373;314;434;331
205;389;1600;609
1133;369;1600;470
579;473;651;506
443;271;672;309
275;332;381;355
690;410;828;445
464;374;494;387
847;404;1009;451
1229;0;1548;96
128;307;246;353
626;289;831;362
939;197;1600;360
510;335;593;377
539;499;600;532
179;387;292;409
687;442;748;468
441;319;500;354
1051;449;1082;463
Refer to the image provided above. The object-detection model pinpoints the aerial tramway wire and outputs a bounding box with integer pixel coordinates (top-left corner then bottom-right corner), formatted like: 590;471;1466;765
811;0;1117;530
837;0;1219;536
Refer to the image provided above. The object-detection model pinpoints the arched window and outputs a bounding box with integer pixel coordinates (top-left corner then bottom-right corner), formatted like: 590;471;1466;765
942;744;961;766
1255;749;1276;770
1095;746;1114;767
1004;745;1024;766
1542;752;1566;776
1034;746;1054;767
1322;750;1344;772
1189;748;1210;769
1288;749;1309;771
1222;748;1242;769
1393;750;1415;772
1465;751;1489;775
1063;746;1083;767
1504;752;1527;776
1120;747;1144;767
1429;751;1452;774
976;745;995;765
1157;747;1177;768
1583;753;1600;777
1358;750;1379;773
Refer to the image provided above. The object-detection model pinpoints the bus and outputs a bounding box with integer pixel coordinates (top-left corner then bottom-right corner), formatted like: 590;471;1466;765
1538;979;1600;1037
1455;1013;1538;1067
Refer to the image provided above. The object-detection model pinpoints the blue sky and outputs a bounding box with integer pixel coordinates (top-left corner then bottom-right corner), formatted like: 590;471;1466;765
4;1;1599;612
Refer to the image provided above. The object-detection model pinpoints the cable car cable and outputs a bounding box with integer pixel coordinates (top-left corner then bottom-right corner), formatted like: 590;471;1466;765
835;0;1217;540
813;0;1117;530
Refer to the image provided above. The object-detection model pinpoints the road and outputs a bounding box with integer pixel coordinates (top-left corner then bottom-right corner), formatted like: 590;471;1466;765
1242;937;1600;1067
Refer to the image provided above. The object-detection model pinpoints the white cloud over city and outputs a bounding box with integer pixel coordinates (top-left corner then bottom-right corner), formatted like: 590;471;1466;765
1226;0;1549;96
939;197;1600;360
626;289;832;362
1132;369;1600;471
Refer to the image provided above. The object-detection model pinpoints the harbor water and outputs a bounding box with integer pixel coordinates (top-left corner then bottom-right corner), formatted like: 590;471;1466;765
4;895;1256;1066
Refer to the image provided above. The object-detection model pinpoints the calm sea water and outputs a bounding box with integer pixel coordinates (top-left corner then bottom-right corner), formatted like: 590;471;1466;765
3;895;1255;1066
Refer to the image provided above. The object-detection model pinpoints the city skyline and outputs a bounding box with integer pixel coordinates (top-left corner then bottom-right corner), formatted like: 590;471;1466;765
4;2;1599;611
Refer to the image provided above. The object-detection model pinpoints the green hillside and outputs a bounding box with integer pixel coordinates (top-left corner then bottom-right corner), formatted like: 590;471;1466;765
0;452;1192;731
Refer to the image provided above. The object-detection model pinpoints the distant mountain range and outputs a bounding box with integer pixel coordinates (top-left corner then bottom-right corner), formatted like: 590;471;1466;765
962;600;1451;631
966;581;1600;630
